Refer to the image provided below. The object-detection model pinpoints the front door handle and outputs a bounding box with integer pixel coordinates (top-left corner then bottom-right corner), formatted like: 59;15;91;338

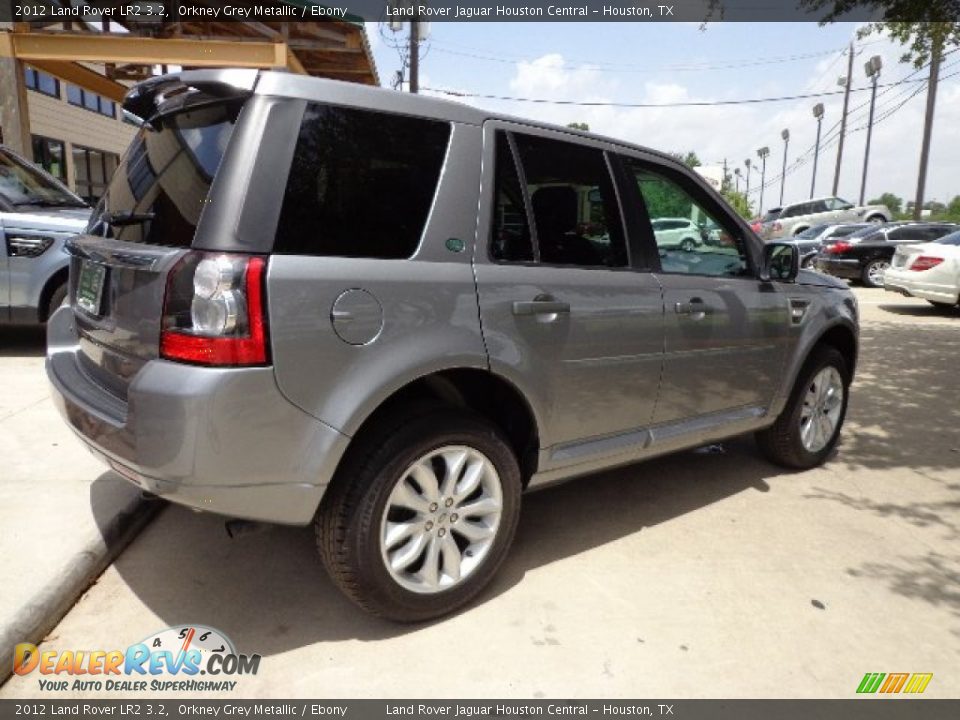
675;298;711;317
512;298;571;316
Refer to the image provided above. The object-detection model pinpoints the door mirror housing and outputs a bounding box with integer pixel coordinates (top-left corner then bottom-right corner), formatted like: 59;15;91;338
760;242;799;282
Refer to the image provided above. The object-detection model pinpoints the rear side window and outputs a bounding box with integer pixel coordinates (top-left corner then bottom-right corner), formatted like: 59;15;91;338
274;104;451;258
96;101;241;247
513;133;627;267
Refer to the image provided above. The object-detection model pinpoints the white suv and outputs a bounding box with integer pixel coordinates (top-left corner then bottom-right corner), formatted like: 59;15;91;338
761;197;890;240
652;217;702;251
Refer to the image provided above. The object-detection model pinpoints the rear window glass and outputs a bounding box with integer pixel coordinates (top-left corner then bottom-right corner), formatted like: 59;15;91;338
274;104;451;259
94;101;241;247
762;209;781;223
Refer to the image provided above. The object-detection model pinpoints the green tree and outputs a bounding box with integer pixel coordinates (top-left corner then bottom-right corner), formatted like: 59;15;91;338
947;195;960;217
566;122;590;131
670;151;702;169
869;192;903;214
721;189;753;219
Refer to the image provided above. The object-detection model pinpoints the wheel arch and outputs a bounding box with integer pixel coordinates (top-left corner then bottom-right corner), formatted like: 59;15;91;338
38;266;69;322
338;368;542;486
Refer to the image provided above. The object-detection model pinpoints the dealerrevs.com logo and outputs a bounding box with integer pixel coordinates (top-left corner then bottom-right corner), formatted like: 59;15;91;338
13;625;260;693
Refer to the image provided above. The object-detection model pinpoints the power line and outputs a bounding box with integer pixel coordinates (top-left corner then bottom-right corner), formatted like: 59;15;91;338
424;74;937;108
426;44;848;74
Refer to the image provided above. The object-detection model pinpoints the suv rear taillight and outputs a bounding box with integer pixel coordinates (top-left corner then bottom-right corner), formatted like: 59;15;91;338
909;256;944;271
160;252;269;366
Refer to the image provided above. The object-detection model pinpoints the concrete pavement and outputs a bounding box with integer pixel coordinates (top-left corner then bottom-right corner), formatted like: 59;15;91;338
1;288;958;698
0;326;158;680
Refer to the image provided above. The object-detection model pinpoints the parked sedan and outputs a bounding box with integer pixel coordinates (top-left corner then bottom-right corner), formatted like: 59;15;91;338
883;230;960;307
817;222;959;288
782;223;871;267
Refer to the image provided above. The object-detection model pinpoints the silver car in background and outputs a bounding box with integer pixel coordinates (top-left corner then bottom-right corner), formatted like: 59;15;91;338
1;146;89;324
47;69;859;621
761;197;890;240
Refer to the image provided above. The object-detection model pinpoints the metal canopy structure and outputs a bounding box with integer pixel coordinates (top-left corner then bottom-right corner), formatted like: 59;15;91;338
0;3;378;159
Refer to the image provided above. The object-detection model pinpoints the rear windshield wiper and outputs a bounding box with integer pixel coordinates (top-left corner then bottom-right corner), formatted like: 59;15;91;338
101;211;156;226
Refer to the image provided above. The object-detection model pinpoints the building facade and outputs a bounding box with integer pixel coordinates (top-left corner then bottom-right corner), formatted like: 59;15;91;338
15;65;136;204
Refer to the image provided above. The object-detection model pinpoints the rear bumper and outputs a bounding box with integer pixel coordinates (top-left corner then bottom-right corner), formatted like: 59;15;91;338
816;257;860;279
45;307;350;525
883;269;959;304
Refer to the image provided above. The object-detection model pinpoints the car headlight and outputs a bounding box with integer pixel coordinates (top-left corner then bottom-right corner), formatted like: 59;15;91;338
6;235;55;258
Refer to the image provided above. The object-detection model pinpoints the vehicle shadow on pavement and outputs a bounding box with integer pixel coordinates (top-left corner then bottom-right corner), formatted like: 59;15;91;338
877;302;960;317
102;438;780;652
0;327;46;357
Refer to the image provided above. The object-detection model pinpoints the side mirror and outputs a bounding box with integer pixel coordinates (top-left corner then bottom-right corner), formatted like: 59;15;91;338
760;242;799;282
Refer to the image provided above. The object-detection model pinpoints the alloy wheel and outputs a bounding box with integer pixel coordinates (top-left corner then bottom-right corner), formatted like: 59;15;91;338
799;366;844;453
379;445;503;594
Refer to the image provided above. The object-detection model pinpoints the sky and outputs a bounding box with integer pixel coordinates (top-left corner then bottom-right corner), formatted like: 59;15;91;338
364;21;960;214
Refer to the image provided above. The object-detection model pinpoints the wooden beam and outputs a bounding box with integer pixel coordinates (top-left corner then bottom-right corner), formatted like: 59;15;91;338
1;31;289;69
286;48;306;75
24;57;129;101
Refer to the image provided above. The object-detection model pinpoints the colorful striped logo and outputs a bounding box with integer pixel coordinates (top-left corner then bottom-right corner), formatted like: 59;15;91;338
857;672;933;694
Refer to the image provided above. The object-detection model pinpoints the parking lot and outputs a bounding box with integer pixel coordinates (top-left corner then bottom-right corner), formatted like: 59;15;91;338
1;286;958;699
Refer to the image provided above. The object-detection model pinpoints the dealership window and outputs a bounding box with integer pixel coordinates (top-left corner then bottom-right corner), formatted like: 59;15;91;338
31;136;67;182
67;84;116;119
23;67;60;98
73;145;120;203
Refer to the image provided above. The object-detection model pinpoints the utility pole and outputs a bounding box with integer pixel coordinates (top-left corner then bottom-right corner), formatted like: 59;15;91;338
409;11;420;94
757;147;770;215
914;40;942;220
744;159;751;198
779;129;790;206
722;157;728;191
859;56;882;206
832;41;855;196
811;103;824;199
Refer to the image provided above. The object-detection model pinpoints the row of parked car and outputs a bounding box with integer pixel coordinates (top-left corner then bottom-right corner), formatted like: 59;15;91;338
754;197;959;306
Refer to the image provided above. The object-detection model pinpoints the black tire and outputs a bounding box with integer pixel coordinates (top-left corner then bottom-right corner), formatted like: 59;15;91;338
680;237;697;252
926;300;956;309
860;259;889;288
316;409;521;622
756;346;849;470
865;215;886;224
46;282;68;321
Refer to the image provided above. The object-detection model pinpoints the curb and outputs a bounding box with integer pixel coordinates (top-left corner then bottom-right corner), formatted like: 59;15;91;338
0;494;162;683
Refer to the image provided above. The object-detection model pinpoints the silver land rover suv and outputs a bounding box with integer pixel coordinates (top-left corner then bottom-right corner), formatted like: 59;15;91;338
1;146;89;324
47;70;859;621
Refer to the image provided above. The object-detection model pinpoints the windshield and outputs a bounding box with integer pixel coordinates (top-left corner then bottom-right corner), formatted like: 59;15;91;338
93;100;241;247
0;148;87;208
936;231;960;246
761;209;782;223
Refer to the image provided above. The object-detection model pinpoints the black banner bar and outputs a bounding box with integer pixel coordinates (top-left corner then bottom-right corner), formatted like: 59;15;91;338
0;701;959;720
2;0;904;24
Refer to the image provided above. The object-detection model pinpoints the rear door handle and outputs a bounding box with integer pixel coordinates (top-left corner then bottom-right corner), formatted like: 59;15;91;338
512;299;571;316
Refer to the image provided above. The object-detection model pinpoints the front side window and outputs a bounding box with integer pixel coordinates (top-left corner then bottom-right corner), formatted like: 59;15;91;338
625;159;749;277
274;104;450;259
511;133;626;268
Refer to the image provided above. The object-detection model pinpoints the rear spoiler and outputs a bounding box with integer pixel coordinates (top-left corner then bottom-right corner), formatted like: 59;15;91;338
123;69;259;127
